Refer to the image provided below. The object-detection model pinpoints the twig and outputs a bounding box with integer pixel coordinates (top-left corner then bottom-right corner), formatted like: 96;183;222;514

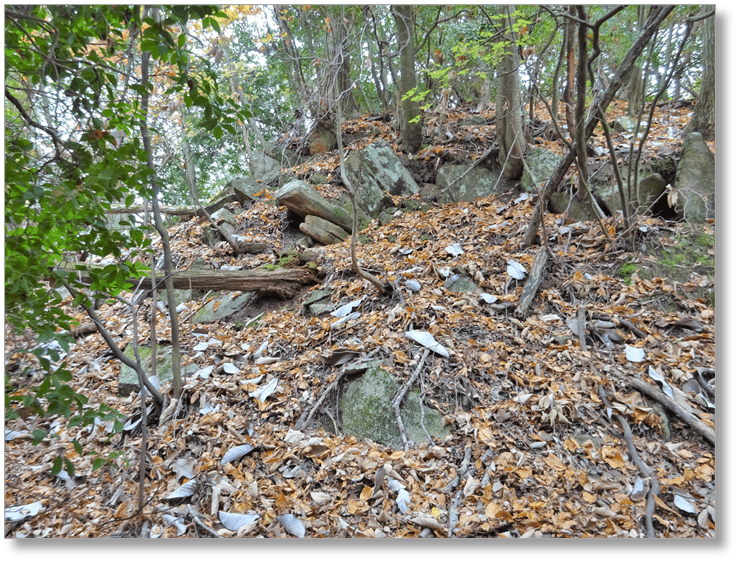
296;371;346;431
596;377;659;538
576;306;588;350
391;348;431;450
446;442;472;537
693;369;715;399
187;507;222;538
614;316;648;339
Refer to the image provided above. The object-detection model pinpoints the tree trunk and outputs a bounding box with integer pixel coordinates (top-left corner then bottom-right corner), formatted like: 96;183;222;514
392;5;423;154
139;9;183;398
221;42;266;153
563;6;577;140
627;7;647;118
550;30;566;127
685;9;715;140
574;6;589;201
496;5;527;180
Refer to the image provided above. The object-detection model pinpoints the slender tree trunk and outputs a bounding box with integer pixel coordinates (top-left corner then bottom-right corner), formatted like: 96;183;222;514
496;5;527;179
563;6;577;140
139;8;182;398
392;5;423;154
574;6;589;201
627;7;647;117
220;41;266;154
685;9;715;140
550;26;566;127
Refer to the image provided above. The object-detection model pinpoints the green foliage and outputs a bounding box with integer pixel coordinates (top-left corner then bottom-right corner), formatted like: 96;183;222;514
5;5;241;474
617;261;638;285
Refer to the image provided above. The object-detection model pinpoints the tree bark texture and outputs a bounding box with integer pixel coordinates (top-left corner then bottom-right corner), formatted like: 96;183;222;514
392;5;423;154
496;5;527;180
685;10;715;140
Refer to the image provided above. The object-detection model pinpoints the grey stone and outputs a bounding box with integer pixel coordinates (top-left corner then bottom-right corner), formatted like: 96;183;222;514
219;176;261;206
339;366;450;449
345;140;420;216
521;148;561;193
675;132;715;222
193;291;254;323
300;215;350;245
250;152;281;182
304;288;332;306
597;173;666;216
549;192;594;221
309;302;334;317
443;274;479;293
613;116;636;133
435;164;502;204
210;207;238;228
275;180;355;233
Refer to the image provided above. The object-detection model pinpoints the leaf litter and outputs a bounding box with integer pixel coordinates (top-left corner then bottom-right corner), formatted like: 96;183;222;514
4;102;715;539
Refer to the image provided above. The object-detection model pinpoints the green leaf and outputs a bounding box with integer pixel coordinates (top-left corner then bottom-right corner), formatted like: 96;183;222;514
32;428;47;445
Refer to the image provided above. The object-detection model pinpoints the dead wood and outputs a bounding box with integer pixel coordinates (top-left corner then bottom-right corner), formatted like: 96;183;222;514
628;375;715;446
105;194;240;217
514;245;548;318
597;378;659;538
58;267;320;299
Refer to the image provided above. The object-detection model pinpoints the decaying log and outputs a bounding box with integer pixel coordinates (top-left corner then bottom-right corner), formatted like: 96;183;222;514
58;267;320;299
105;194;240;217
514;245;548;318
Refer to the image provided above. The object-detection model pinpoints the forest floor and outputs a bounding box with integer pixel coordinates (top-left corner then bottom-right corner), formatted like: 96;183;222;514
4;101;715;539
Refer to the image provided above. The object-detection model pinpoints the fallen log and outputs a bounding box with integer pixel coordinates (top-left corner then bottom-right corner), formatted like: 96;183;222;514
58;267;321;299
104;194;240;217
628;375;715;446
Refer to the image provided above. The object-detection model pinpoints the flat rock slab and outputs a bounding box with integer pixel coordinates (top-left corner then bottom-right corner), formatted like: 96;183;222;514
193;291;254;323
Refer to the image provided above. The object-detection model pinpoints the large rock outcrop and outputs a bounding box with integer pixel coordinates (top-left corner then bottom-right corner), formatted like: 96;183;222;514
435;164;502;204
675;132;715;222
345;140;420;215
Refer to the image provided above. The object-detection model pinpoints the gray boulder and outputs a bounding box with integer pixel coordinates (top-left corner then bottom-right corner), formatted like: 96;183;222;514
612;116;636;133
220;176;261;206
275;180;355;233
250;152;281;183
345;140;420;215
597;173;666;216
675;132;715;222
299;215;350;245
521;148;561;193
339;366;450;449
193;291;254;323
435;164;501;204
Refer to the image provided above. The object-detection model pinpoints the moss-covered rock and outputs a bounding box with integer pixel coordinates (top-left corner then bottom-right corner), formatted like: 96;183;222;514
339;366;450;449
